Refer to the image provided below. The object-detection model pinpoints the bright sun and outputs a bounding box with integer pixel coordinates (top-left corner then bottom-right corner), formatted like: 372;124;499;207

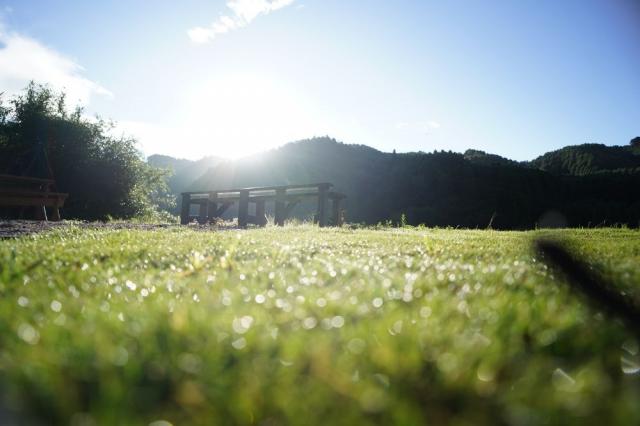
180;73;321;159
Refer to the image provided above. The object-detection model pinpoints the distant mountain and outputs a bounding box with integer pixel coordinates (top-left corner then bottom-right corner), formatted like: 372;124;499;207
463;149;521;168
529;143;640;176
149;137;640;228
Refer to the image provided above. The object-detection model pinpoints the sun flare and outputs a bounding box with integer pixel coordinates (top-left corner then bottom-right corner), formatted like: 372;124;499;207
181;73;321;159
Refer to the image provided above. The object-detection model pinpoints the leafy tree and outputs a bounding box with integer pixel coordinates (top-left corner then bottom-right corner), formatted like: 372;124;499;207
0;82;174;220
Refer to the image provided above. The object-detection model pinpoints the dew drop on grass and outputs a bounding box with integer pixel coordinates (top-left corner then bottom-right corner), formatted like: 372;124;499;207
302;317;317;329
551;368;575;390
621;340;640;374
388;320;402;335
232;316;254;334
125;280;137;291
255;294;266;304
50;300;62;312
331;316;345;328
17;323;39;345
622;339;639;355
476;363;496;382
621;356;640;375
149;420;173;426
347;338;366;354
54;314;66;326
17;296;29;307
113;347;129;366
232;337;247;350
372;297;384;308
178;353;202;374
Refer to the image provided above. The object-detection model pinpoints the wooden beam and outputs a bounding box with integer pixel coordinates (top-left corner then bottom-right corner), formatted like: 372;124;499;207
285;199;300;218
215;202;234;217
181;182;333;196
238;190;249;228
180;193;191;225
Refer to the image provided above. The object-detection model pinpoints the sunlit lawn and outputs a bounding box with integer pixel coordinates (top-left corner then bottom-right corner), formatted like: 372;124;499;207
0;225;639;425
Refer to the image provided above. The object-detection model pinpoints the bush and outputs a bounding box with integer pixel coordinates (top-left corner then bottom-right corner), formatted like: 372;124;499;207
0;83;174;220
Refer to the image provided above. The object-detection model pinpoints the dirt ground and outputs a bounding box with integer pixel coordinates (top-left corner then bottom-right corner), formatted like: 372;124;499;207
0;220;236;239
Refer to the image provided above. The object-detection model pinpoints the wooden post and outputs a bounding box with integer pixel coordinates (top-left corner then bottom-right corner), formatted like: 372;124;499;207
317;184;329;227
198;200;208;224
238;190;249;228
208;192;218;221
51;200;61;221
180;193;191;225
255;199;267;227
332;198;342;226
37;183;49;221
275;188;286;226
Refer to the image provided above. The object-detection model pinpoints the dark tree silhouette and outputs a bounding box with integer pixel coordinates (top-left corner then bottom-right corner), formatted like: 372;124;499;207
0;83;172;220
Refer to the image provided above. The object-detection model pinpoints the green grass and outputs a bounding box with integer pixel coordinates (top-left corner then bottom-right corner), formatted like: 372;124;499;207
0;226;639;425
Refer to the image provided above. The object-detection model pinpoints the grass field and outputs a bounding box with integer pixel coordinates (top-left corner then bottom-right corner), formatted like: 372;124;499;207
0;225;639;425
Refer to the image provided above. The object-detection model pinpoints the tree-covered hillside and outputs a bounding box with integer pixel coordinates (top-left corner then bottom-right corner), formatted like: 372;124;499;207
529;142;640;175
173;137;640;229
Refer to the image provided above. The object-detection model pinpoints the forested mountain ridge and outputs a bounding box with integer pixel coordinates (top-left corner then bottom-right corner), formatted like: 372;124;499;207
151;137;640;228
529;143;640;176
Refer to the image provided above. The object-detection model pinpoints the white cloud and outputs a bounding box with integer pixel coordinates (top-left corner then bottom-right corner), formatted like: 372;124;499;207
0;28;112;106
188;0;296;44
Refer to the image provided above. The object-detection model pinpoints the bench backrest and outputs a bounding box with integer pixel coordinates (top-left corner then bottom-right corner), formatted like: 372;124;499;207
183;183;333;199
0;174;54;191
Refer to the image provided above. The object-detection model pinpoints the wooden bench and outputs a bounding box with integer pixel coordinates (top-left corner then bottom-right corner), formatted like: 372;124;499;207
0;174;68;221
181;183;346;228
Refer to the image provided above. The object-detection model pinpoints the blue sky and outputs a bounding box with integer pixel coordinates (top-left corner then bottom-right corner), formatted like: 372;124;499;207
1;0;639;160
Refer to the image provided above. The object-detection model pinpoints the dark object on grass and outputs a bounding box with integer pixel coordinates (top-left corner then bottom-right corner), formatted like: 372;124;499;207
535;239;640;337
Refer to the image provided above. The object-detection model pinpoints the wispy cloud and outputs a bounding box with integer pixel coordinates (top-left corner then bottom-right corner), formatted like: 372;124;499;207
0;27;112;106
188;0;296;44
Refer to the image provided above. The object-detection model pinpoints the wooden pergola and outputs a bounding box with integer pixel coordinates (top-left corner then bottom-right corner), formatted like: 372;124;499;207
180;183;346;228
